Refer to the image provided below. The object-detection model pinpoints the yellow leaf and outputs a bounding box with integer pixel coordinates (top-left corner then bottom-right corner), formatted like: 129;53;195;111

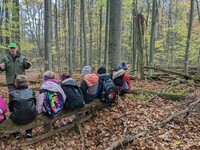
171;140;182;147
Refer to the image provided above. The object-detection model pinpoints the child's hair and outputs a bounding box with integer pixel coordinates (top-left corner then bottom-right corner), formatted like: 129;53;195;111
61;73;71;81
97;66;107;75
43;71;55;79
15;75;28;87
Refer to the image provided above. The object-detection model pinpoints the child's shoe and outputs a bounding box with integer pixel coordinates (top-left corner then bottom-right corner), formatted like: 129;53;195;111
26;131;32;138
13;133;20;140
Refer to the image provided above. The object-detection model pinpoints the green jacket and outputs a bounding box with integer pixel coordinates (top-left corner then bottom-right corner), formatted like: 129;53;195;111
0;53;31;84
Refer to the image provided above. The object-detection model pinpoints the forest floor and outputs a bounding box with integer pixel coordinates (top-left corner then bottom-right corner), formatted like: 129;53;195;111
0;70;200;150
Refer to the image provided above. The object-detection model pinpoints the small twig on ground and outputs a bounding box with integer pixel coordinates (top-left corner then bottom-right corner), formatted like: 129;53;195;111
146;84;174;102
78;124;85;150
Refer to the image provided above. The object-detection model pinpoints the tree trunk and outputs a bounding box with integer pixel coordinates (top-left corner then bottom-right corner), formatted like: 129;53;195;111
108;0;122;69
5;0;9;45
0;0;5;46
198;49;200;74
184;0;194;74
81;0;88;66
132;0;137;73
104;0;110;66
88;0;93;65
71;0;76;71
196;0;200;22
144;0;150;67
54;0;61;76
80;1;83;68
137;14;145;80
148;0;157;76
67;0;73;74
98;3;103;66
166;0;173;68
196;0;200;74
44;0;52;71
12;0;20;46
63;0;69;73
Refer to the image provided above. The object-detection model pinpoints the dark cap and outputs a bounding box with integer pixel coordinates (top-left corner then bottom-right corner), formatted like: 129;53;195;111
97;66;107;75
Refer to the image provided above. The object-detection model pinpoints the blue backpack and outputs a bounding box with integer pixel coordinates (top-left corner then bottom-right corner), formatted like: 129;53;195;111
98;78;117;103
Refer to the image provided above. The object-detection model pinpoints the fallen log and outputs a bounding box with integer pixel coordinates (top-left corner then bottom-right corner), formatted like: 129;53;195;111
0;99;107;135
131;88;188;100
106;99;200;150
21;114;93;147
145;66;200;83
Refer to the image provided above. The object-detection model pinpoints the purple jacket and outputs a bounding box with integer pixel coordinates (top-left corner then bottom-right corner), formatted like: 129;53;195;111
37;80;66;113
0;96;7;122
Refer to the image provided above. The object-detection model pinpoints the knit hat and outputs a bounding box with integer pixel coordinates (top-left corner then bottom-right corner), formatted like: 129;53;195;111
61;73;71;81
122;62;127;68
81;66;92;76
15;75;28;87
113;69;125;79
97;66;106;75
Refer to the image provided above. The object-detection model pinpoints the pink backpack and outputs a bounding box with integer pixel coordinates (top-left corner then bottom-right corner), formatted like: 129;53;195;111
0;96;7;122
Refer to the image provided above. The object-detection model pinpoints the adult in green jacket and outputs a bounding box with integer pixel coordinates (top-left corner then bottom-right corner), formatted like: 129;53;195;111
0;43;32;93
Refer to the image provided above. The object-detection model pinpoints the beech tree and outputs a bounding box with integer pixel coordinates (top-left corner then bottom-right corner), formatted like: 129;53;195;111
108;0;122;69
44;0;52;71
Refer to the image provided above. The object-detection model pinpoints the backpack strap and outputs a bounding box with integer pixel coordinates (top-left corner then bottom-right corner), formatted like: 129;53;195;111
95;80;104;97
39;89;49;94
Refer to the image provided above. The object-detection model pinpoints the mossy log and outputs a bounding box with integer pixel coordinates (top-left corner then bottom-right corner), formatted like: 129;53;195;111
145;66;200;83
126;94;148;101
131;88;189;100
0;99;107;135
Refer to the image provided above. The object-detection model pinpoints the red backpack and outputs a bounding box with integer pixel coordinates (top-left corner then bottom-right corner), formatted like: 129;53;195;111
121;75;131;94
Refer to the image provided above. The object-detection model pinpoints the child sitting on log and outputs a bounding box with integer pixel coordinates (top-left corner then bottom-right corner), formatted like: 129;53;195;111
0;96;7;123
37;71;66;118
54;74;85;127
112;67;131;95
9;75;37;139
80;66;99;104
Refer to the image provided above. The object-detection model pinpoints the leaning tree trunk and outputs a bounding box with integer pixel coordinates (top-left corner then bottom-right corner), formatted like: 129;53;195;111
184;0;194;74
108;0;122;69
149;0;157;76
44;0;52;71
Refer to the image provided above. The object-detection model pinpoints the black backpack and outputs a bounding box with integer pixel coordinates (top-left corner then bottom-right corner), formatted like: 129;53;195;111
99;78;117;103
61;85;85;110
